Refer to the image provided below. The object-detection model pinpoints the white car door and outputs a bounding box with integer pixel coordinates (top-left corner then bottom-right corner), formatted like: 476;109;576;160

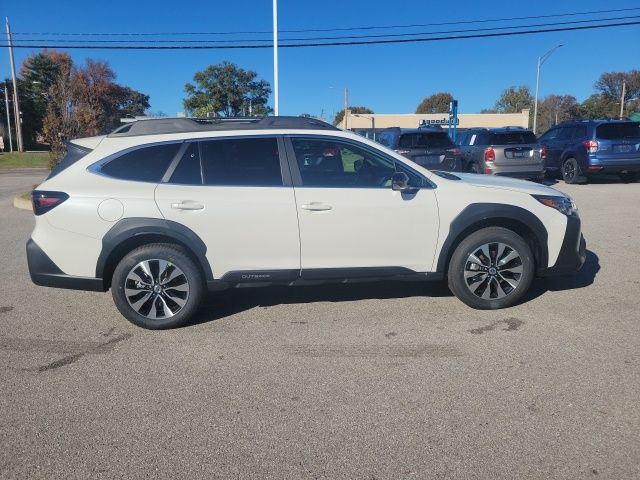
286;136;440;277
155;136;300;280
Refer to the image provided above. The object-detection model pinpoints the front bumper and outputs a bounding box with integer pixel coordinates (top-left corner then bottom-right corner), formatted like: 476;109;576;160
26;238;105;291
542;215;586;276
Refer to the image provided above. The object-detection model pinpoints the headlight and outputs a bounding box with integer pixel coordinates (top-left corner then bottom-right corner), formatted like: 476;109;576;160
532;195;578;216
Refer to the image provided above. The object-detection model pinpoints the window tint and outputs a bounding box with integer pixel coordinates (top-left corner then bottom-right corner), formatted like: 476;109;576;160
170;142;202;185
292;138;396;188
490;131;537;144
399;132;454;149
199;137;282;186
596;122;640;140
539;128;559;142
556;127;574;140
572;125;587;139
100;143;180;182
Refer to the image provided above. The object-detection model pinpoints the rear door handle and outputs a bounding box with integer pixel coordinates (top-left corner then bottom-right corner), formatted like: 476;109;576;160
301;202;332;211
171;201;204;211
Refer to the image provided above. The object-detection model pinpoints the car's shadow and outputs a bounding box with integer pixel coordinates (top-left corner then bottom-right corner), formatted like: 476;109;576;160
187;279;453;327
525;249;600;302
186;250;600;326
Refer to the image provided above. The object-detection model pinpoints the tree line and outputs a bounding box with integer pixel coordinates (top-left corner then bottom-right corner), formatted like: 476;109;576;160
333;69;640;132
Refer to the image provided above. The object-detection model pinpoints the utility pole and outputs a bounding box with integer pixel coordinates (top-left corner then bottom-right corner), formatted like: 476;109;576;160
533;44;563;134
6;18;23;152
272;0;279;116
3;82;13;152
343;87;349;130
620;80;626;118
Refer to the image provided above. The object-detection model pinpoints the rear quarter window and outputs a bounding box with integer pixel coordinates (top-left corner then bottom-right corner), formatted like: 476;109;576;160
47;143;92;179
596;123;640;140
99;143;181;182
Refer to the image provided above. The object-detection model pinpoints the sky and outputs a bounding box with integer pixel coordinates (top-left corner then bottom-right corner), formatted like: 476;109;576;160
2;0;639;121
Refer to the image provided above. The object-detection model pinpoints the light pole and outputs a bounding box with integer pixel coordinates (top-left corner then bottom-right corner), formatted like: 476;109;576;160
533;44;563;134
352;114;376;140
1;83;13;152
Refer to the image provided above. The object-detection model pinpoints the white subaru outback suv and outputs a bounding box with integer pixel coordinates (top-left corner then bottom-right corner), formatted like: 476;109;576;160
27;117;585;329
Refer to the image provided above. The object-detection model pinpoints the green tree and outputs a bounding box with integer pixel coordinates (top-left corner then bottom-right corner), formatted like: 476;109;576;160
594;70;640;117
333;106;374;126
415;92;453;114
183;61;271;117
579;94;618;119
494;86;533;113
537;94;580;133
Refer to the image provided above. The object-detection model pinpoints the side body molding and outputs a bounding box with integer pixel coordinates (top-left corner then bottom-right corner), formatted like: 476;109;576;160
435;203;549;275
96;218;214;282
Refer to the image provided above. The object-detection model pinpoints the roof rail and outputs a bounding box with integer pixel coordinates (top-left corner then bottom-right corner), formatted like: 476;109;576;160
108;116;339;137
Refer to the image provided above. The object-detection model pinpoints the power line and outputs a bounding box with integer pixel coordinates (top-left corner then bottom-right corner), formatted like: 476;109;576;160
11;14;640;44
3;20;640;50
10;6;640;36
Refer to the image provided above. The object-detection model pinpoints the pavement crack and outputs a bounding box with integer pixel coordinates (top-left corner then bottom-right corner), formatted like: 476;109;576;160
470;317;524;335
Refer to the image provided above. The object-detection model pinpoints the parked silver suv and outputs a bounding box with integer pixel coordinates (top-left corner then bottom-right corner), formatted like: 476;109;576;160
458;127;545;181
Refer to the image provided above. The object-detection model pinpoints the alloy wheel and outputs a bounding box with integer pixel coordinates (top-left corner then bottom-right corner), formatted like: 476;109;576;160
124;259;190;319
463;242;523;299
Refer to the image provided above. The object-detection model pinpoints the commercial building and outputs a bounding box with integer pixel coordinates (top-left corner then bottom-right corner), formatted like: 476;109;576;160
337;109;531;139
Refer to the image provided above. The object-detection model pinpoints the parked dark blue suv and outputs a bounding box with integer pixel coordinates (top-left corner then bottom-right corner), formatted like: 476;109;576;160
538;119;640;183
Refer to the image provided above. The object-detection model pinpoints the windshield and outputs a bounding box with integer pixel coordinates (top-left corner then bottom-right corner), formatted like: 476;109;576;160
596;122;640;140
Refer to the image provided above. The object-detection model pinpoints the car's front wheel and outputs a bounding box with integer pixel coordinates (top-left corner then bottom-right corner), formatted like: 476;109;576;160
111;243;204;329
447;227;535;309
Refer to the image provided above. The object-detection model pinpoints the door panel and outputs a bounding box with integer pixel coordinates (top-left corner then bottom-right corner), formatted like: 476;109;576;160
155;136;300;278
287;136;439;273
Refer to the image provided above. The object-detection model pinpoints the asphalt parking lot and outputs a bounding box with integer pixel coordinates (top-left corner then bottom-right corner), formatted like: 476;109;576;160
1;169;639;479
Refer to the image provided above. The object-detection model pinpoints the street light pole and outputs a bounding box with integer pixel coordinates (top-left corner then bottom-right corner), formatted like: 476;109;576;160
3;83;13;152
533;44;563;134
6;17;23;151
272;0;279;116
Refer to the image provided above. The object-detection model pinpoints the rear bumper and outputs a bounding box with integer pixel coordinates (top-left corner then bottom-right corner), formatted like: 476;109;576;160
587;164;640;174
26;238;105;292
541;215;586;276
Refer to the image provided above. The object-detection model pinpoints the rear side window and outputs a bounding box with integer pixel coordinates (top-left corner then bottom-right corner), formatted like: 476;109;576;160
596;122;640;140
100;143;180;182
199;137;282;186
48;143;91;179
490;131;537;145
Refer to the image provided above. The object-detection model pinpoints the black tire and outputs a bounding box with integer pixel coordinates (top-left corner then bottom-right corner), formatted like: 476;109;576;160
447;227;535;310
619;172;638;183
468;162;482;174
562;157;583;184
111;243;204;329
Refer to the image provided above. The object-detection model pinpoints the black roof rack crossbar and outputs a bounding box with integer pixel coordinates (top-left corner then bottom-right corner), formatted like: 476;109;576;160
108;116;339;137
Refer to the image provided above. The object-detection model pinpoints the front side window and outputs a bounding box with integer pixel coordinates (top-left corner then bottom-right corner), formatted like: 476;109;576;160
100;143;181;182
292;138;397;188
199;137;282;186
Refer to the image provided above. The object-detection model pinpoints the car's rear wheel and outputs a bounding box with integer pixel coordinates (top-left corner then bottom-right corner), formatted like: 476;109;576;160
562;157;583;184
448;227;535;310
619;172;638;183
111;243;204;329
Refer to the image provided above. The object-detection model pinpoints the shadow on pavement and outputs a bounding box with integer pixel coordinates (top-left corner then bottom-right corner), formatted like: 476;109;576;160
526;249;600;302
188;279;453;326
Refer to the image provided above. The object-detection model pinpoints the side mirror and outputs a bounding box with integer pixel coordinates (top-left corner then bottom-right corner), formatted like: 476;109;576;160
391;172;412;192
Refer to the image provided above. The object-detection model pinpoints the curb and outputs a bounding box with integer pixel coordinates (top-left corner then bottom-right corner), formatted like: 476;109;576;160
13;194;32;211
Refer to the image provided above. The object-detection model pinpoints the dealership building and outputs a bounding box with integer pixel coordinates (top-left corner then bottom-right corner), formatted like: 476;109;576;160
337;109;531;139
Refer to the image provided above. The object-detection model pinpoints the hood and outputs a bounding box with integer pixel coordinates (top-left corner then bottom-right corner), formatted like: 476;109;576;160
447;172;567;197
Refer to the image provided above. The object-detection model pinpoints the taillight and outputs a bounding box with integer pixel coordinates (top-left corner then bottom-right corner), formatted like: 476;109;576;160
394;149;411;156
484;147;495;163
32;191;69;216
447;147;462;156
583;140;598;153
540;146;547;160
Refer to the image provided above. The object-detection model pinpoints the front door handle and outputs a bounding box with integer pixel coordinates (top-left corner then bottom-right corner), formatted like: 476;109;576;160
171;201;204;211
301;202;332;211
